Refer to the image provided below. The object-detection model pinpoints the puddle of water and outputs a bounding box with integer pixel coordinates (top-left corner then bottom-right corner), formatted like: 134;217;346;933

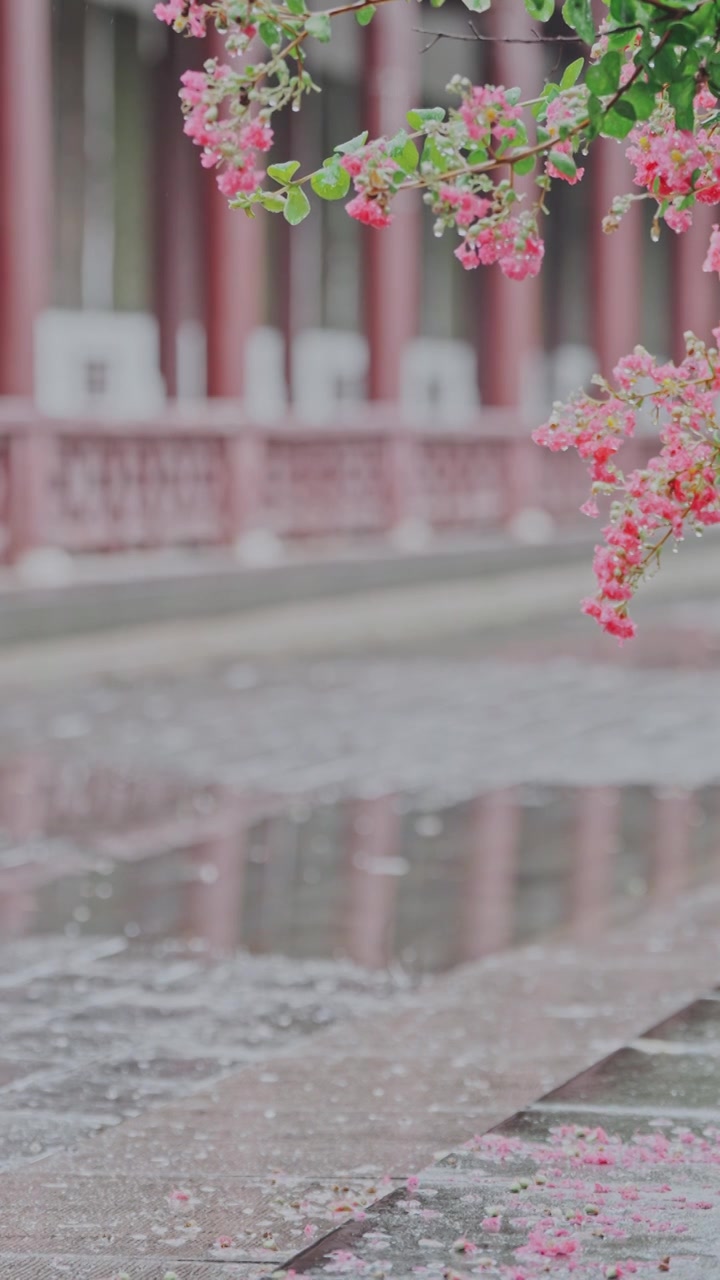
0;756;718;972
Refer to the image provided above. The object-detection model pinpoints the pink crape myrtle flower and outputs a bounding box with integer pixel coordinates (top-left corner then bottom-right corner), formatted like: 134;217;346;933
154;0;210;35
703;224;720;275
346;193;393;228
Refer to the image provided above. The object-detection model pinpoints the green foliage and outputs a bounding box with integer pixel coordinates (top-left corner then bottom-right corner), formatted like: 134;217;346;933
306;12;332;42
548;148;577;178
310;157;351;200
560;58;585;91
355;4;376;24
460;0;491;12
334;132;369;154
390;131;420;173
267;161;301;184
284;185;311;224
586;50;621;98
562;0;594;44
523;0;554;20
406;107;446;130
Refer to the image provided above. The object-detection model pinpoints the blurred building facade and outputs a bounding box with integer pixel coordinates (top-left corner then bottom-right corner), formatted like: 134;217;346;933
2;0;719;424
0;1;718;566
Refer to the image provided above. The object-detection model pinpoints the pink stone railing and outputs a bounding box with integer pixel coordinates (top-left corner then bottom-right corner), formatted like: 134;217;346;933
0;400;654;562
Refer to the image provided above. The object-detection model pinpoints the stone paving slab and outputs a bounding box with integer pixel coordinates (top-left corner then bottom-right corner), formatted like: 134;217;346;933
4;887;720;1275
8;654;720;800
285;992;720;1279
640;997;720;1048
0;1172;395;1264
0;1257;262;1279
540;1044;720;1114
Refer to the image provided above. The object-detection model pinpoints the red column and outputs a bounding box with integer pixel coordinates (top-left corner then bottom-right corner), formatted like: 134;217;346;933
365;10;420;401
345;795;401;968
461;789;519;961
591;141;642;378
482;8;544;409
570;786;619;940
205;32;266;400
0;1;53;397
186;805;246;952
671;204;720;357
7;428;53;562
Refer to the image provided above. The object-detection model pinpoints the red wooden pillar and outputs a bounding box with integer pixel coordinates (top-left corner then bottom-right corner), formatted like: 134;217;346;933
570;786;619;940
365;9;420;401
671;204;720;357
0;0;54;397
591;141;642;378
461;789;519;961
186;804;247;952
482;7;544;409
345;795;401;968
205;32;266;400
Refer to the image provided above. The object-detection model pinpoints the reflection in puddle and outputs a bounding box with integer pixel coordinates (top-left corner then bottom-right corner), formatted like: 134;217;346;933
0;754;717;971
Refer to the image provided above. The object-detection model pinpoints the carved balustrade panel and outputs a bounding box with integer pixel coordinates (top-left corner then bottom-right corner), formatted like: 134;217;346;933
49;434;229;551
419;439;506;527
263;437;388;536
537;448;591;523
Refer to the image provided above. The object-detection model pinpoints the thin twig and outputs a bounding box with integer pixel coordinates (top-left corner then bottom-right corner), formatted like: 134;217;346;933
414;25;585;46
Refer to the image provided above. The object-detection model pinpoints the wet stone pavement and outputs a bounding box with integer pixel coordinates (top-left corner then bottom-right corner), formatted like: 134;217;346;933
289;994;720;1280
2;634;720;1276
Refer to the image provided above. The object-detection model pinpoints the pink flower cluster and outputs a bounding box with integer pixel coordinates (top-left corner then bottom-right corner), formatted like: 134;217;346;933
154;0;210;36
453;209;545;279
458;84;523;147
625;87;720;267
341;144;402;228
544;92;588;185
534;337;720;641
179;67;273;198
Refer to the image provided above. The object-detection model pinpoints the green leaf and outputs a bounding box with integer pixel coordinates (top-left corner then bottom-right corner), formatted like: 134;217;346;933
585;50;621;97
267;160;301;184
406;107;446;130
259;193;287;212
608;0;641;22
286;0;306;13
601;100;636;139
429;0;446;8
310;158;351;200
355;4;376;23
283;185;311;225
459;0;490;12
421;135;451;172
513;153;536;175
258;19;281;46
669;76;696;131
548;148;577;177
306;12;331;41
396;138;419;173
389;130;419;172
334;131;368;155
562;0;594;44
624;80;656;122
560;57;585;90
523;0;554;19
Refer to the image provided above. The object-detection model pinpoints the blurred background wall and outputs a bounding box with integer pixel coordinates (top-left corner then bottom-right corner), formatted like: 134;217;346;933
0;0;717;567
1;0;718;423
